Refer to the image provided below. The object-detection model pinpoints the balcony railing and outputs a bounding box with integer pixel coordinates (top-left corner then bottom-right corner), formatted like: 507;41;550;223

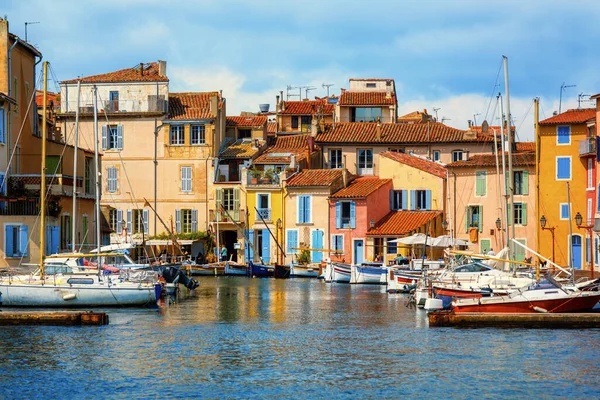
579;138;597;157
0;198;40;216
62;98;167;114
9;175;91;197
209;208;244;223
255;208;272;222
246;172;281;186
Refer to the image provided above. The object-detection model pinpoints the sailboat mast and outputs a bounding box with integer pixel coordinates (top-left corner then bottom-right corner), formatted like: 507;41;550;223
499;94;509;249
503;56;516;260
567;182;575;285
72;80;81;253
39;61;48;273
93;85;101;269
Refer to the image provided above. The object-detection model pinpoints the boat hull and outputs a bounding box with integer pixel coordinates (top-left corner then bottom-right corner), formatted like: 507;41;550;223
224;262;248;276
274;265;291;279
249;262;274;278
290;264;320;278
350;265;386;284
331;263;351;283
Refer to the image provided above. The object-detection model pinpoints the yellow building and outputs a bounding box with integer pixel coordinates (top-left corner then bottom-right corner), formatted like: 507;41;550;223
538;108;596;270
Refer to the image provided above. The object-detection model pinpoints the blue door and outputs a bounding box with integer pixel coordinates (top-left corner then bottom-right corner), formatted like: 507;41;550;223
261;229;270;263
572;235;582;270
354;240;364;265
312;230;323;263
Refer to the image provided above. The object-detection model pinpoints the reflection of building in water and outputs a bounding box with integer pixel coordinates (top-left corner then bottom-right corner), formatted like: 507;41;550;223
269;281;288;324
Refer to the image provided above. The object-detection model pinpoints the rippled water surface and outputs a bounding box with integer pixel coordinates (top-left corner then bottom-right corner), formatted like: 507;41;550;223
0;277;599;399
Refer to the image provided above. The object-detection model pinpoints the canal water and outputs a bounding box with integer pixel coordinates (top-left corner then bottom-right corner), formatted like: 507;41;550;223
0;277;599;399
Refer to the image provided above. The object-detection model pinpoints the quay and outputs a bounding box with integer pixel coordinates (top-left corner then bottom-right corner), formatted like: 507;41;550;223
428;311;600;329
0;311;109;326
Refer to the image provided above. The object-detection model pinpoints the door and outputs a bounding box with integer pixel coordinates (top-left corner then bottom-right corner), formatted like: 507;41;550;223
109;91;119;111
354;240;364;265
312;229;323;263
261;229;270;263
572;235;582;270
223;230;238;262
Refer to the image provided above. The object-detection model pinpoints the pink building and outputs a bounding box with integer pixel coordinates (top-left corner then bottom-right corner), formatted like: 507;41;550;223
328;177;392;264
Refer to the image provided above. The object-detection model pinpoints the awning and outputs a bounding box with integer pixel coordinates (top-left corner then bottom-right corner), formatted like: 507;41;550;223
367;210;442;236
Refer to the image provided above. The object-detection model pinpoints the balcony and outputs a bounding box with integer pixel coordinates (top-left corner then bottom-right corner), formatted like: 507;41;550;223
579;138;597;158
246;171;281;187
61;97;167;115
209;208;244;224
0;198;40;216
9;175;91;198
255;208;272;222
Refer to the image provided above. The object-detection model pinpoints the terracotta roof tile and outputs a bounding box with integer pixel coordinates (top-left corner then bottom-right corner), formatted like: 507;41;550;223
367;210;442;236
168;92;219;120
267;121;277;134
397;110;431;123
539;108;596;125
280;99;334;115
515;142;535;152
339;91;396;106
220;139;263;159
62;62;168;84
317;122;492;144
447;152;535;168
35;90;59;107
226;116;267;127
380;151;447;179
330;176;391;199
286;169;344;187
253;134;314;165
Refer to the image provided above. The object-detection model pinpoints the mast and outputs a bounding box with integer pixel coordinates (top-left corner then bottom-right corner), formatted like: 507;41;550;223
503;56;515;261
534;97;540;277
499;93;509;249
39;61;48;274
71;80;81;253
567;182;575;284
93;85;101;270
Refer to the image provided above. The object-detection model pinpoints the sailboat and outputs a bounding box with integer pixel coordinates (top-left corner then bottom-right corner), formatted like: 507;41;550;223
0;62;159;307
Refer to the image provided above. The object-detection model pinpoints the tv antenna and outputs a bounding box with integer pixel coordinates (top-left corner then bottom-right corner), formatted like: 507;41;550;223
25;21;40;42
441;117;451;124
304;86;316;99
577;93;590;108
432;107;440;121
322;83;334;97
286;85;301;100
559;82;576;114
473;113;480;127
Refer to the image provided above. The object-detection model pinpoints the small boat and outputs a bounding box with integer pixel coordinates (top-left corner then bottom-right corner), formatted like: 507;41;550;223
290;263;321;278
330;262;351;283
186;262;226;276
274;264;291;279
386;269;421;293
248;261;274;278
224;261;248;276
350;262;386;284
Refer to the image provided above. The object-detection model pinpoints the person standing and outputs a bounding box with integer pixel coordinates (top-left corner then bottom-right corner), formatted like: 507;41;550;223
220;244;228;262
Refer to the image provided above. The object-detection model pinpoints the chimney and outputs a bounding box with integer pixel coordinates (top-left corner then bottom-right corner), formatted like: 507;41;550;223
275;95;280;112
158;60;167;77
386;80;392;98
376;122;381;141
307;135;315;153
467;120;472;128
341;88;346;94
290;154;296;169
140;63;144;76
342;166;348;188
310;119;318;137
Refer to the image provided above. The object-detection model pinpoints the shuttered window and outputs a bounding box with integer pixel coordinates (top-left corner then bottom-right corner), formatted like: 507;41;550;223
107;167;118;193
181;166;192;192
475;171;486;196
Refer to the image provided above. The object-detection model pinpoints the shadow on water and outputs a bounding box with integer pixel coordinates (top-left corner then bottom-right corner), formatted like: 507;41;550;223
0;277;599;399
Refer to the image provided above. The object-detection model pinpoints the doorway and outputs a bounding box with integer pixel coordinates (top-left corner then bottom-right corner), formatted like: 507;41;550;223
353;239;364;265
223;230;238;262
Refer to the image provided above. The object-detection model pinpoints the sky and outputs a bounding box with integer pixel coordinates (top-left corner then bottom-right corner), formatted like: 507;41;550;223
5;0;600;141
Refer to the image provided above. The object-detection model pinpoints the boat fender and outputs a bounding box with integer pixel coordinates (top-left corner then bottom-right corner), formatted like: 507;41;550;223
533;306;548;313
63;293;77;301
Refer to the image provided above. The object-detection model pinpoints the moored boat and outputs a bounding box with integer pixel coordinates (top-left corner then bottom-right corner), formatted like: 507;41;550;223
331;262;351;283
350;263;386;284
248;261;274;278
290;263;321;278
224;261;248;276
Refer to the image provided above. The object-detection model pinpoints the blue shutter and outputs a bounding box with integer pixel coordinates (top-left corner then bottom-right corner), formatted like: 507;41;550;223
117;125;124;149
191;209;198;232
557;157;570;180
305;195;311;223
247;229;254;261
51;226;60;254
350;201;356;229
116;209;123;232
101;125;108;150
410;190;416;210
19;225;28;256
389;190;394;210
425;190;432;210
335;202;341;229
298;196;305;224
0;108;5;143
262;229;270;263
312;230;323;263
45;225;52;255
175;209;181;234
557;126;570;144
401;190;408;210
143;209;149;234
287;230;298;254
127;209;132;234
586;237;591;263
5;225;13;257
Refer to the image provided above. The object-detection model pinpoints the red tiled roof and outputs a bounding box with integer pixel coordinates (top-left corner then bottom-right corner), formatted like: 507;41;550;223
470;125;516;135
168;92;219;120
339;91;396;106
35;90;59;107
446;152;535;168
330;176;391;199
349;78;394;81
367;210;442;236
286;169;344;187
515;142;535;152
280;99;334;115
267;121;277;134
220;139;263;159
253;134;314;165
317;122;493;144
398;110;431;123
226;116;267;128
62;62;168;84
380;151;446;179
539;108;596;125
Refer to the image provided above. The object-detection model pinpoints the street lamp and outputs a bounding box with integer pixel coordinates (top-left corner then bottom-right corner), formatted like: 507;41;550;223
495;218;502;230
575;211;594;278
441;219;448;232
370;219;375;229
539;215;555;264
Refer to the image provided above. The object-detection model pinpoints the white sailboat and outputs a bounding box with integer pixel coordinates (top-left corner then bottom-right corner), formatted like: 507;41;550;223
0;63;159;307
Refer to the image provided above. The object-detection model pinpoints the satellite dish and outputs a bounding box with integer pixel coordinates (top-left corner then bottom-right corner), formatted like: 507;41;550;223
481;120;489;133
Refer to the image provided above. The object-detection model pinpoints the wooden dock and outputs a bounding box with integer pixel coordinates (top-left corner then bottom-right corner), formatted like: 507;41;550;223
0;311;109;326
428;310;600;329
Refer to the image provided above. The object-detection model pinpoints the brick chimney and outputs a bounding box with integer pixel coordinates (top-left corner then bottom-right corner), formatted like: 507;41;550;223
158;60;167;77
140;63;144;76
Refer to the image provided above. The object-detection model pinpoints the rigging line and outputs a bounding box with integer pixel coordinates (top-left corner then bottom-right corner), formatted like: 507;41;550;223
514;100;534;142
483;59;504;121
48;63;62;94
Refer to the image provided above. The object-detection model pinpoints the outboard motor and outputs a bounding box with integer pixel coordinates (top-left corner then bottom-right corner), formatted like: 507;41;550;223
161;266;199;290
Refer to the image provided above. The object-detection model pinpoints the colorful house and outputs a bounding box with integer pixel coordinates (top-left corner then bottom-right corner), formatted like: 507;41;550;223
284;169;347;265
328;177;392;264
276;98;334;133
336;78;398;123
538;109;597;270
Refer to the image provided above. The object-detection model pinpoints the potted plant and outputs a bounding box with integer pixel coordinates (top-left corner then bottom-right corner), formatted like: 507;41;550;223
297;248;311;265
249;167;262;184
263;169;276;184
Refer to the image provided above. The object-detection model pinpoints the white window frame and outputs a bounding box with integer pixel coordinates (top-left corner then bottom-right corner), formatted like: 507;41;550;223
513;202;525;225
556;156;571;181
452;150;464;162
432;150;440;162
560;203;570;220
556;125;571;146
190;124;206;145
587;158;593;190
181;166;192;192
587;198;593;225
329;149;343;169
357;148;374;175
170;125;185;145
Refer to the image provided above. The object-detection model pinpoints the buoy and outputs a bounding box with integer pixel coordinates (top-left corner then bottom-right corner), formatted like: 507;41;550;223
424;298;444;311
533;306;548;313
63;293;77;301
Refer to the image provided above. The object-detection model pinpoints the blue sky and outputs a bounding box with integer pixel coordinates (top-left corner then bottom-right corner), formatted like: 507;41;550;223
6;0;600;140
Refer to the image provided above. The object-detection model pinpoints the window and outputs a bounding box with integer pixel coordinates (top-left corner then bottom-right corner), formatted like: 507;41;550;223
0;172;5;195
191;125;206;144
388;148;405;153
0;107;5;144
513;171;529;195
181;166;192;192
181;209;193;233
287;229;299;254
256;193;271;221
514;239;527;262
109;91;119;111
297;195;311;224
216;188;240;220
60;215;72;249
170;125;184;145
411;190;431;210
366;82;376;88
598;185;600;212
109;209;118;232
329;149;342;168
85;157;93;194
387;238;397;254
452;150;464;162
357;149;373;175
102;125;123;150
336;201;356;229
390;190;407;210
432;150;440;162
332;234;344;253
5;224;28;257
301;116;312;132
82;215;89;245
223;189;236;211
560;203;570;220
238;129;251;139
556;157;571;180
557;125;570;145
352;107;382;122
588;198;593;225
466;205;482;232
129;209;148;234
475;171;486;196
291;116;299;129
107;167;118;193
588;159;593;189
512;203;527;225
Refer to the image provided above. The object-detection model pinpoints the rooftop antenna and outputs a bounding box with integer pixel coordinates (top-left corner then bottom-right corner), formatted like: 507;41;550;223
286;85;300;100
473;113;480;127
304;86;316;99
25;21;40;42
441;117;451;124
577;93;590;109
559;82;576;114
433;107;440;121
322;83;334;97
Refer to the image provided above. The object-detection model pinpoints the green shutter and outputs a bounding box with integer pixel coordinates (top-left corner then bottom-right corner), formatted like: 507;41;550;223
216;189;223;220
480;239;491;254
507;204;512;226
522;170;529;195
522;203;527;226
515;239;526;262
476;171;486;196
478;205;483;232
